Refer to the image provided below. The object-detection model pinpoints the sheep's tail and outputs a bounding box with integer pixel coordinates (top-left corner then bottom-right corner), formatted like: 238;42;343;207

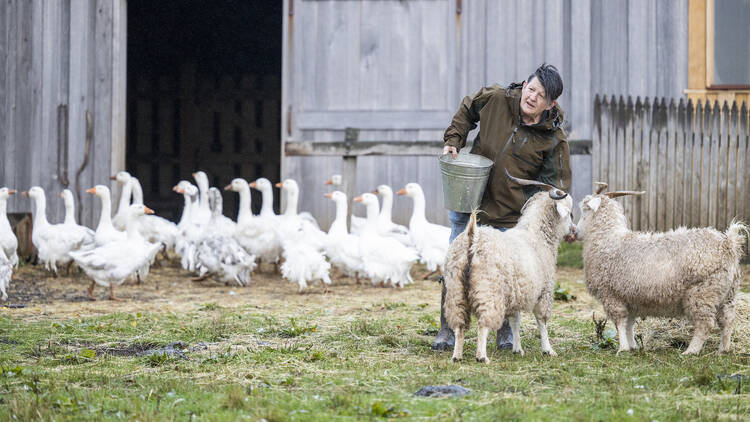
460;209;480;300
725;219;750;258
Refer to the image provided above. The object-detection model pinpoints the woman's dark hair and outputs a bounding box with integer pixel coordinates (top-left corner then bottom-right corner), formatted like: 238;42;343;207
527;63;563;102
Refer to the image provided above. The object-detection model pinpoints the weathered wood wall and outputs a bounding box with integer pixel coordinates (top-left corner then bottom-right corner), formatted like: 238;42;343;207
127;68;281;221
282;0;689;228
593;96;749;231
0;0;127;227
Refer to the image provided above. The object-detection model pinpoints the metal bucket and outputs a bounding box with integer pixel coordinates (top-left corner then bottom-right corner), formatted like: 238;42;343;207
439;153;494;213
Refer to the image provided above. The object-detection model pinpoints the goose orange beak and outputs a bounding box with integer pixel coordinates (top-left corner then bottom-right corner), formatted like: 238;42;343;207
224;184;232;191
371;189;379;194
354;195;363;203
324;179;333;185
275;182;283;188
7;189;16;195
144;207;154;215
58;192;63;198
172;185;180;192
110;175;117;180
249;182;257;189
86;187;96;194
324;193;333;199
21;191;28;197
396;188;407;195
177;188;185;194
192;172;198;178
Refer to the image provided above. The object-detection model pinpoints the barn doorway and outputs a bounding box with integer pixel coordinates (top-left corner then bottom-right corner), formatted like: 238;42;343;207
126;1;282;221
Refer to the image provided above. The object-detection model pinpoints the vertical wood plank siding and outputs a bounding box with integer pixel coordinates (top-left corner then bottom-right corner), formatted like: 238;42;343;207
593;96;750;231
283;0;688;228
0;0;126;227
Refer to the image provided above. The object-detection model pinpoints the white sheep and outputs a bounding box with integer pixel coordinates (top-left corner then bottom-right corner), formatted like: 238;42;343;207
444;172;574;363
575;185;748;355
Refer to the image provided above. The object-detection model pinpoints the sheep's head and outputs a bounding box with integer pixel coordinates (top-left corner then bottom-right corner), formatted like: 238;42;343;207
575;188;645;240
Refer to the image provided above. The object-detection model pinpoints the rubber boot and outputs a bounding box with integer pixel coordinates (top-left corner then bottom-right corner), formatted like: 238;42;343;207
431;280;455;350
496;320;514;350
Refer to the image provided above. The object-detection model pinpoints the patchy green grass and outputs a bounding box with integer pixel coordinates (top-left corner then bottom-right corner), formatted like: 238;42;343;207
0;264;748;421
557;242;584;268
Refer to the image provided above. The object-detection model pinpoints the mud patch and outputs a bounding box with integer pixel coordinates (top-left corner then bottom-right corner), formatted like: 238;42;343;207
414;385;471;397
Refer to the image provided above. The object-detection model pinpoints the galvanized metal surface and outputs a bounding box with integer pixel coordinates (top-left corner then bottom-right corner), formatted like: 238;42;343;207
439;153;493;213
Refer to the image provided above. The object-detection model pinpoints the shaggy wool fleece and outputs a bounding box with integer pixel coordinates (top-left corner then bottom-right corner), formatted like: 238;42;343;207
444;192;573;361
576;193;748;355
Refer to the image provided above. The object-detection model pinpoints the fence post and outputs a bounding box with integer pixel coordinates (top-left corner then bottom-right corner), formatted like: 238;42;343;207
343;127;359;231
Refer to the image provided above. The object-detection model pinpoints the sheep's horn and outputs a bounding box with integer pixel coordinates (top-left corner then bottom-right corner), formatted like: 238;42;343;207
594;182;608;194
504;169;567;200
604;191;646;198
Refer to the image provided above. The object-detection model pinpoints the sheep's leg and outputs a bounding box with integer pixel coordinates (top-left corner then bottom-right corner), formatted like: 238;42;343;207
508;313;524;356
451;327;464;362
683;298;717;355
615;318;631;355
626;316;639;350
717;302;736;353
87;281;96;301
683;321;712;355
475;326;491;364
535;316;557;356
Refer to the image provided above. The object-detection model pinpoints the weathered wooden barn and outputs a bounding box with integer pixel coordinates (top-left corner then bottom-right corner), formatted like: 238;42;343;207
1;0;746;230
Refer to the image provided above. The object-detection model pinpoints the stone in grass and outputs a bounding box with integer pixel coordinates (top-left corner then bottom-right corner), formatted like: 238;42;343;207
414;385;471;398
135;342;189;360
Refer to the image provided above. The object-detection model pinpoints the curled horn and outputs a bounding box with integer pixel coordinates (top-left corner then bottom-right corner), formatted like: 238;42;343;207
604;191;646;198
594;182;608;194
504;169;567;200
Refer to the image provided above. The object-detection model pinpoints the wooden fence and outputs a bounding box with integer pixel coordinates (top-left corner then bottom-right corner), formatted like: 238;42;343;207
593;95;749;232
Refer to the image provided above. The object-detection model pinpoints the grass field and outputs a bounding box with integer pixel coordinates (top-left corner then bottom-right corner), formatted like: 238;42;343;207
1;244;749;421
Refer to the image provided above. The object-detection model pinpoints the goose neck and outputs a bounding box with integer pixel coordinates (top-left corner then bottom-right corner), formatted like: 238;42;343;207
237;186;253;225
378;192;394;224
259;187;274;217
117;182;133;215
329;199;348;235
410;193;427;224
97;192;114;231
33;195;49;228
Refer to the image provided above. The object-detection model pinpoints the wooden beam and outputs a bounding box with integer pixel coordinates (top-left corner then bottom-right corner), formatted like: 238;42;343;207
285;139;592;157
296;110;452;130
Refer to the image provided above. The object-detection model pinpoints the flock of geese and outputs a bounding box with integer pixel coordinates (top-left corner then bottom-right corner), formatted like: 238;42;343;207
0;171;451;300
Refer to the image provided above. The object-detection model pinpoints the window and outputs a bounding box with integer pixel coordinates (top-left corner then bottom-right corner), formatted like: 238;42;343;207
708;0;750;88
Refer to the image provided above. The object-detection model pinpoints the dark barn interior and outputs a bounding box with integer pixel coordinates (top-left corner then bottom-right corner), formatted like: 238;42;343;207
127;0;282;221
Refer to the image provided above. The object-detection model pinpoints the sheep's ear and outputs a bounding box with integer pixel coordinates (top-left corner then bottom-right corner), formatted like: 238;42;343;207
556;202;568;218
587;197;602;212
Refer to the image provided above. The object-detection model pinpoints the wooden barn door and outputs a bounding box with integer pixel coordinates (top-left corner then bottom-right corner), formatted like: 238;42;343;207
281;0;458;228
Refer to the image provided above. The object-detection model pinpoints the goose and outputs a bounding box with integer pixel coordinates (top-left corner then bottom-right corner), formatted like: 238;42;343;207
115;172;178;252
397;183;450;278
192;171;212;226
173;182;202;272
354;193;418;288
225;178;276;265
248;177;283;267
69;204;161;300
0;252;10;301
372;184;413;246
60;189;96;247
111;171;135;230
0;187;19;268
87;185;127;246
325;174;366;234
24;187;92;275
276;179;326;250
280;230;332;292
323;191;364;281
194;188;256;286
206;187;237;238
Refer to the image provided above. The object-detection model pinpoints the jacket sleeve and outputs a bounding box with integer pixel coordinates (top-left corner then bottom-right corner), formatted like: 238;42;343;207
443;84;501;150
537;137;572;192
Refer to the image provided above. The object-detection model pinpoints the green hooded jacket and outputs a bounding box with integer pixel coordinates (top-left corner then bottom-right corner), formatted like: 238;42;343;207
443;83;572;228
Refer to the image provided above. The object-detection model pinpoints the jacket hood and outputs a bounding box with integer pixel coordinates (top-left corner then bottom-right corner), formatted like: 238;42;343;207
506;82;564;132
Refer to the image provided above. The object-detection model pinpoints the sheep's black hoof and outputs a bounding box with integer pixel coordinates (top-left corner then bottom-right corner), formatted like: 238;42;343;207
452;357;462;362
496;323;514;350
431;327;455;351
476;357;486;363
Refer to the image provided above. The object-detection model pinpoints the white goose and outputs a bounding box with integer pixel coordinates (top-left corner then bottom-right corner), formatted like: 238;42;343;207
324;191;364;280
173;182;201;272
397;182;450;277
325;174;366;234
248;177;283;267
373;184;413;246
0;187;19;268
60;189;96;247
69;204;161;300
206;187;237;238
354;193;418;288
122;173;179;252
0;252;10;301
192;171;212;226
194;188;256;286
87;185;126;246
24;187;91;275
225;178;275;264
111;171;134;231
276;179;326;250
